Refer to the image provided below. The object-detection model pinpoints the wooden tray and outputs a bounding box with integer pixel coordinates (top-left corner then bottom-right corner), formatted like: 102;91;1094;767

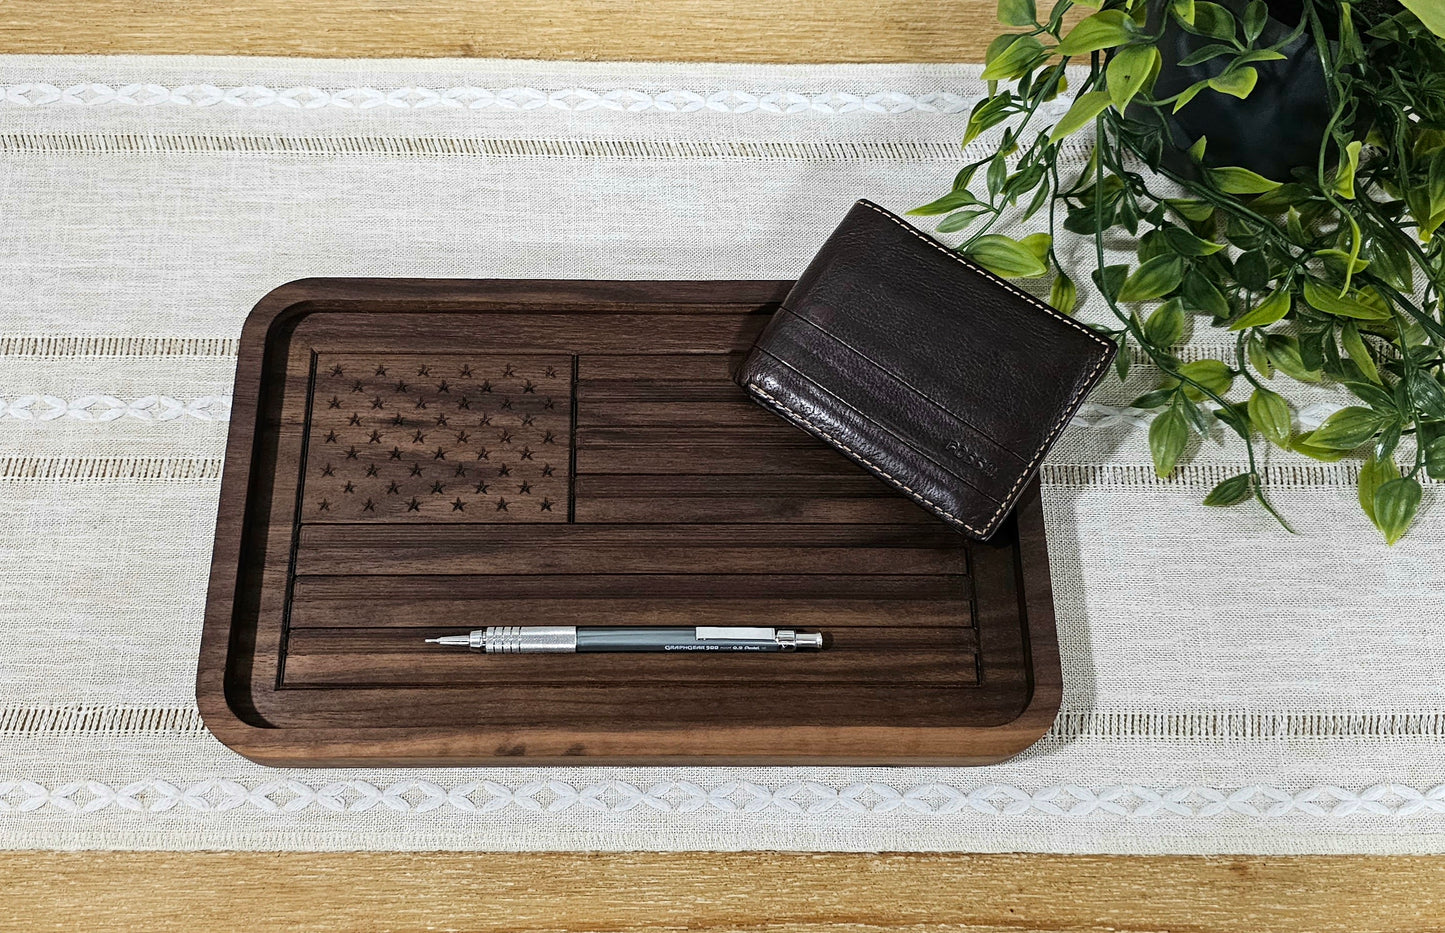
198;279;1061;766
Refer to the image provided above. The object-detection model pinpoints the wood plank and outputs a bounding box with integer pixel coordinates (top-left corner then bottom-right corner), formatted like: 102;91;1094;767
1;0;1010;61
291;572;969;602
280;626;978;686
256;682;1005;730
293;522;968;575
6;851;1443;933
288;594;971;628
573;473;935;523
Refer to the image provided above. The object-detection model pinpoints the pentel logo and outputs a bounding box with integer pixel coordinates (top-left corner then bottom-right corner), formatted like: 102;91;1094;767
945;439;998;477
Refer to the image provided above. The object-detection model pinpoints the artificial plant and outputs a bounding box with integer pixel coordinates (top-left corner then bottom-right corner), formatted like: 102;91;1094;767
915;0;1445;542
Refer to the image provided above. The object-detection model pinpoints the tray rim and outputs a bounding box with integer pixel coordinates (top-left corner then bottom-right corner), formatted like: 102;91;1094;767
197;277;1062;767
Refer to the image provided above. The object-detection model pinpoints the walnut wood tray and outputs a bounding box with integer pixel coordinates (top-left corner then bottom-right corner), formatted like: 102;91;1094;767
198;279;1061;767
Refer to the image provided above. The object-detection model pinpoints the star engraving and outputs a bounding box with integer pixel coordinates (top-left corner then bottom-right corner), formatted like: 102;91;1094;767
540;498;554;511
451;497;466;511
320;464;335;477
406;497;421;511
343;481;355;494
324;430;338;444
495;497;509;511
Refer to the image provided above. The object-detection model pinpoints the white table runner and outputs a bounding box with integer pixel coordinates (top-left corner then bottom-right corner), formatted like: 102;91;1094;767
1;56;1442;853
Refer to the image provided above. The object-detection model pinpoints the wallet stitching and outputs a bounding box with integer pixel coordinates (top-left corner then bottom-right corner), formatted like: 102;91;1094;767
857;200;1116;353
774;306;1030;467
754;346;1005;506
851;200;1114;535
745;382;979;534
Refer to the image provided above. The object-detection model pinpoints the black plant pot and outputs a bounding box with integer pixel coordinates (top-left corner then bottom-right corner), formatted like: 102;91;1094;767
1149;0;1332;181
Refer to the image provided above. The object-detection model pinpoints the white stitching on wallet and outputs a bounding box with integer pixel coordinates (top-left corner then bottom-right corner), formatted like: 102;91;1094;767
830;200;1114;537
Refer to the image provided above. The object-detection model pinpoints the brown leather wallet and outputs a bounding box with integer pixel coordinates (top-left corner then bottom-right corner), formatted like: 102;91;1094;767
736;199;1116;540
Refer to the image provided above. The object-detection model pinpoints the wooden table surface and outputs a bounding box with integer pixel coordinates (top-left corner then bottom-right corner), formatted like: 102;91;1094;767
1;2;1438;930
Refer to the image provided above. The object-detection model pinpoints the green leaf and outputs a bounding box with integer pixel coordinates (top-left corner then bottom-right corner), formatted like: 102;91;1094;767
1177;42;1236;66
1400;0;1445;39
1050;272;1077;314
1172;0;1196;25
1289;433;1348;462
1019;232;1053;265
1166;198;1213;222
1345;380;1397;413
1233;249;1271;291
1162;225;1225;256
1247;332;1271;378
997;0;1037;27
1174;358;1234;401
1174;81;1210;113
935;209;989;233
1408;371;1445;421
1357;453;1401;527
1208;67;1258;100
1315;248;1370;275
1425;433;1445;481
1049;90;1112;142
1247;387;1292;446
1305;406;1388;450
1180;271;1229;319
1340;321;1381;384
1106;44;1159;111
962;234;1050;278
1093;263;1129;301
1334;140;1362;199
1203;473;1253;507
1264;334;1320;383
1229;289;1290;330
1242;0;1268;42
1143;297;1187;346
1301;279;1392;321
1429;150;1445;220
1189;1;1237;40
1056;10;1136;56
1186;134;1208;161
1131;388;1175;409
1149;400;1189;478
963;94;1014;145
908;189;982;216
1209;166;1282;194
1117;255;1184;301
981;35;1047;81
1373;477;1422;545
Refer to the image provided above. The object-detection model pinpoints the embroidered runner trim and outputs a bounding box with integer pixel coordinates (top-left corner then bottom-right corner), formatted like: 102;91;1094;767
1;778;1442;819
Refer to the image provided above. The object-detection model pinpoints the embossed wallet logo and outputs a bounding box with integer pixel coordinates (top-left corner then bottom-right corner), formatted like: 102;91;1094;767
945;438;998;477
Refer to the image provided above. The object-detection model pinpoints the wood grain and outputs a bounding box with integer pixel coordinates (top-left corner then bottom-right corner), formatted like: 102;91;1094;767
0;0;1005;62
4;851;1444;933
200;278;1060;766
